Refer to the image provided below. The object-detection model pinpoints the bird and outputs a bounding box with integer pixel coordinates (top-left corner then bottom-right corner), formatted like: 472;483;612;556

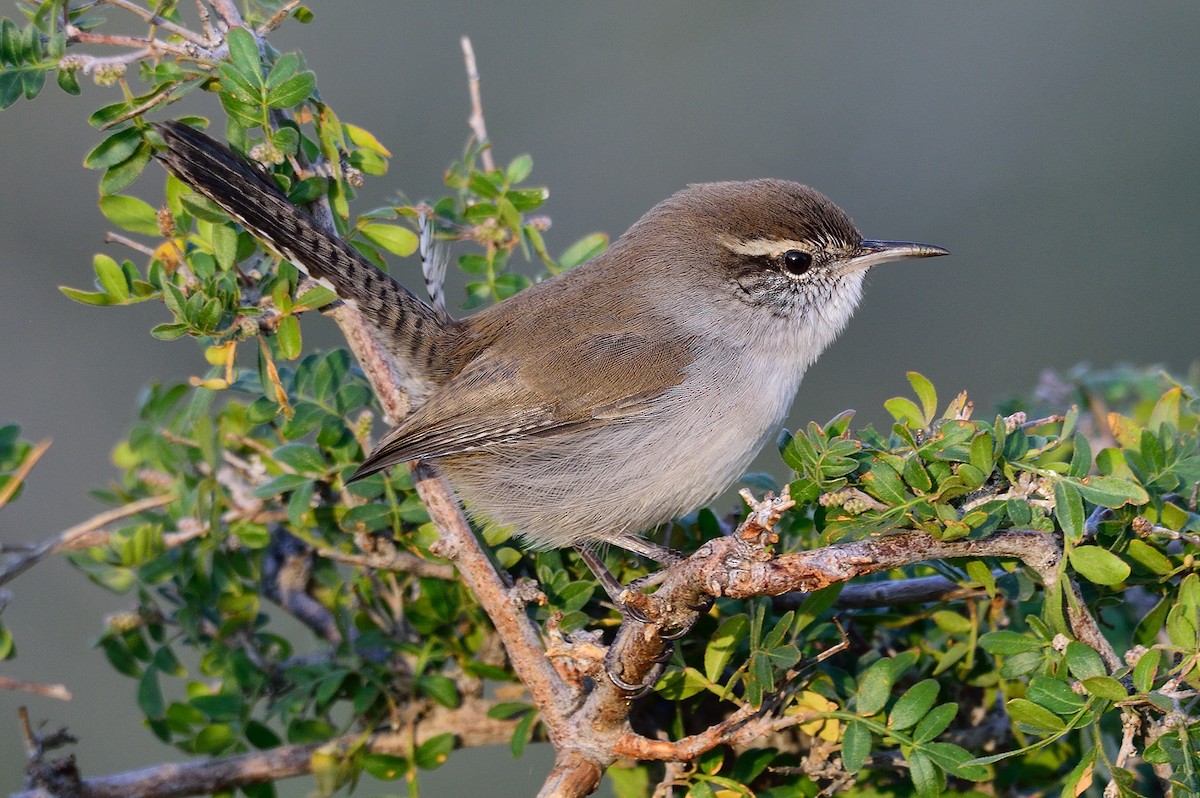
154;120;948;599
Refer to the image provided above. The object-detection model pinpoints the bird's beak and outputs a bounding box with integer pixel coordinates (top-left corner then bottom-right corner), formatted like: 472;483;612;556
843;239;950;272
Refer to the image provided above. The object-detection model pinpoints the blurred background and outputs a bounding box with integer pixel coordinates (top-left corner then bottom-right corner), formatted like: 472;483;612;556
1;3;1197;795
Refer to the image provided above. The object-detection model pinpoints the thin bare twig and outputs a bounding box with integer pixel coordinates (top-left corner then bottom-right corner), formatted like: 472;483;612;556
0;676;72;702
316;545;456;581
99;0;212;47
257;0;302;34
460;36;495;173
0;438;51;509
105;232;158;257
0;494;177;587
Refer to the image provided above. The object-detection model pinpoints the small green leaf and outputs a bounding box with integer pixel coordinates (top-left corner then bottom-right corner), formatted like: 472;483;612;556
889;679;939;731
85;128;143;170
884;396;925;427
841;720;871;773
276;315;301;360
978;630;1044;656
855;658;894;716
1054;480;1085;543
137;665;164;719
360;222;418;256
506;153;533;184
913;703;958;743
266;71;315;108
1132;648;1161;693
1125;538;1173;576
1068;432;1092;477
1080;675;1127;701
413;732;455;770
1026;675;1085;715
98;194;160;236
558;232;607;269
99;143;153;194
705;614;749;683
416;674;461;708
1075;475;1150;508
1006;698;1067;733
1064;641;1107;680
1069;545;1130;586
907;750;942;798
225;27;263;83
907;371;937;423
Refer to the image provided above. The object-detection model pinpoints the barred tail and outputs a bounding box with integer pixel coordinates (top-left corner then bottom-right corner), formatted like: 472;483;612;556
154;121;454;389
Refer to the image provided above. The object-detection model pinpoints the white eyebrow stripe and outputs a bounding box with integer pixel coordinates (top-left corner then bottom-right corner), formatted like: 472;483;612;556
718;235;815;257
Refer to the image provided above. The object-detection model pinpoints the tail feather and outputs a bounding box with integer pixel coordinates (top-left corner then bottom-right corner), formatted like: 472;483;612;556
154;121;453;391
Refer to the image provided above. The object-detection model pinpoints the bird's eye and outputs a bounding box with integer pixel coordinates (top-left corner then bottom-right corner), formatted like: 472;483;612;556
782;249;813;276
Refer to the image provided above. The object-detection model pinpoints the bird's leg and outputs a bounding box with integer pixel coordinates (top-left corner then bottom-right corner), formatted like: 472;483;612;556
576;542;696;696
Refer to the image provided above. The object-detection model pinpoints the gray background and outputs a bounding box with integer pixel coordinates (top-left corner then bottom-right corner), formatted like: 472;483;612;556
1;3;1198;795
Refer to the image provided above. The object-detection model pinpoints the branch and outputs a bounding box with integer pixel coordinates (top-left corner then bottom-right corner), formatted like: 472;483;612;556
0;494;178;587
14;697;519;798
0;438;51;510
568;496;1119;772
0;675;72;702
460;36;495;173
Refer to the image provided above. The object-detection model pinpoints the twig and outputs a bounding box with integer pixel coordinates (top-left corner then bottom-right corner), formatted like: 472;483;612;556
0;676;72;702
0;494;177;587
316;545;456;581
257;0;302;34
105;232;158;258
99;0;212;47
13;697;519;798
0;438;51;509
460;36;495;173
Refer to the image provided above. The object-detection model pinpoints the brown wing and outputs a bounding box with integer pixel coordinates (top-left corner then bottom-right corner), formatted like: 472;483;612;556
350;330;693;480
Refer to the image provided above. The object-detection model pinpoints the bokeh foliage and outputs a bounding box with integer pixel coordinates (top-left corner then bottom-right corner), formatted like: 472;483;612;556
3;2;1200;796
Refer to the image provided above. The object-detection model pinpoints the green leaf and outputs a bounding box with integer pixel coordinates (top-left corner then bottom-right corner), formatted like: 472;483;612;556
907;750;942;798
93;254;129;301
360;222;418;256
85;128;143;170
266;71;315;108
506;153;533;184
1006;697;1066;733
907;371;937;423
413;732;455;770
1053;480;1084;542
1131;648;1161;694
841;720;871;773
276;315;301;360
1075;475;1149;508
137;665;165;719
99;143;153;194
884;396;925;427
1068;432;1092;477
855;658;894;716
913;703;958;743
705;614;749;683
54;66;78;95
1126;538;1173;576
862;462;907;505
360;753;409;781
273;443;325;474
416;674;461;708
978;630;1044;656
1064;641;1107;680
889;679;939;731
923;742;989;782
558;232;607;269
98;194;160;236
1026;675;1085;715
225;27;263;82
1080;675;1127;701
1068;545;1130;586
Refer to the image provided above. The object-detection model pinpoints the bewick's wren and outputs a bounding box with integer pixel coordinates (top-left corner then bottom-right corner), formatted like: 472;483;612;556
156;121;947;572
